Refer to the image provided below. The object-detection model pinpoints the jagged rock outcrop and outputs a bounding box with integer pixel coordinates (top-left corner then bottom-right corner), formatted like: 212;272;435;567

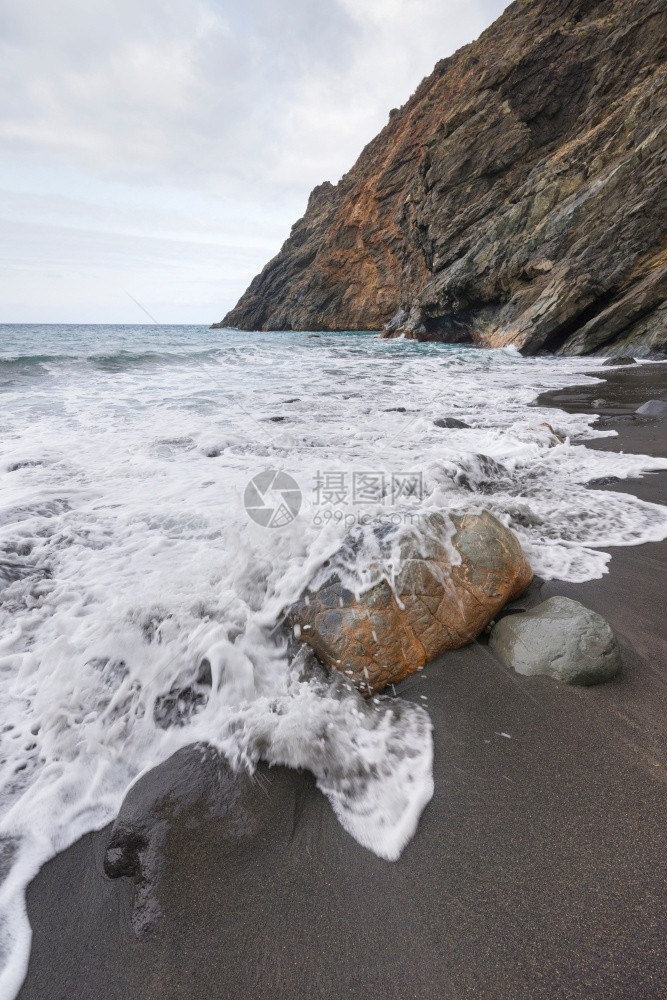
216;0;667;357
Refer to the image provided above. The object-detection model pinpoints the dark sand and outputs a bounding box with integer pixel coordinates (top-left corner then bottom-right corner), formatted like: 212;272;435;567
19;364;667;1000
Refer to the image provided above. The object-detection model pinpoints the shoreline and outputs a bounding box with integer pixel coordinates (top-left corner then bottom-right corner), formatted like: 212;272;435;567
18;362;667;1000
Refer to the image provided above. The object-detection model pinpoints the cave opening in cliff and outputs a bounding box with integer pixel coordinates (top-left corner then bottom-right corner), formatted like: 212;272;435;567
421;314;475;344
540;287;620;354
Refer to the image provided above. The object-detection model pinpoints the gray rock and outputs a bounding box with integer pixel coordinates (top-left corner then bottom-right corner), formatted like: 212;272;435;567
434;417;470;428
603;356;636;366
635;399;667;415
489;597;621;685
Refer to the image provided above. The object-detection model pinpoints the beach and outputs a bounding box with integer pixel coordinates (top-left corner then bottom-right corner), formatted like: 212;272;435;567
17;361;667;1000
4;0;667;994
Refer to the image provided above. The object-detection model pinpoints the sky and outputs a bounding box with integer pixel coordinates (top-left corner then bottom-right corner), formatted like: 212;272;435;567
0;0;509;324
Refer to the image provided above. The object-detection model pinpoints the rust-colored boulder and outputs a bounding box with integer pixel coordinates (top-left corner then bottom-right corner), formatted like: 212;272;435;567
287;510;532;696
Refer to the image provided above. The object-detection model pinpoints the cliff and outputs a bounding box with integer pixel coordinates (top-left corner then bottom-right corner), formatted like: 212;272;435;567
216;0;667;357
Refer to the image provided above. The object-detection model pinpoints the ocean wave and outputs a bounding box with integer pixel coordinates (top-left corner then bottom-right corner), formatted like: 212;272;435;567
0;326;666;996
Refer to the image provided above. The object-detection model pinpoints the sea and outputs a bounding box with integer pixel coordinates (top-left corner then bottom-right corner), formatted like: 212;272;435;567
1;323;666;996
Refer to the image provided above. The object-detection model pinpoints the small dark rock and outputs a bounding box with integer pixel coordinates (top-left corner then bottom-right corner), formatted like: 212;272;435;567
603;356;636;366
7;460;44;472
587;476;622;488
153;660;212;729
434;417;470;429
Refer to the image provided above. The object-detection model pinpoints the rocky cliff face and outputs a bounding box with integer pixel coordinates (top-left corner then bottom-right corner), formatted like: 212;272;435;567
216;0;667;357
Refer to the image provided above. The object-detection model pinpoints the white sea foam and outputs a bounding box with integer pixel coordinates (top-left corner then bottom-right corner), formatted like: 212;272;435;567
0;325;666;996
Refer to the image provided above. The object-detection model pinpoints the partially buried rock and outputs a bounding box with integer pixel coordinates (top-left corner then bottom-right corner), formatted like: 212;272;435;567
603;356;636;366
104;745;285;935
636;399;667;416
434;417;470;429
489;596;621;685
287;510;532;696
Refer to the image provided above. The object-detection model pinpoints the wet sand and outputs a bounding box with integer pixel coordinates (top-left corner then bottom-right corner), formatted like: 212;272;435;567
18;364;667;1000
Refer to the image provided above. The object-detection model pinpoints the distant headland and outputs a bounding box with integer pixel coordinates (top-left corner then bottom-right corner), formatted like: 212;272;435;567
215;0;666;359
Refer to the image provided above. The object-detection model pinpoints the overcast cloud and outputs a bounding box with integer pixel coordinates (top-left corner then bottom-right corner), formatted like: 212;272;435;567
0;0;508;323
